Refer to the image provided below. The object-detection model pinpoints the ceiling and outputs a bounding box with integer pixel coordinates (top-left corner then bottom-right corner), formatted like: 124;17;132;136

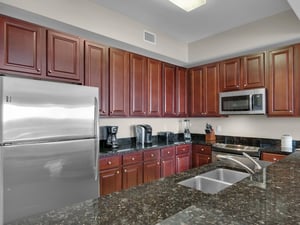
92;0;292;43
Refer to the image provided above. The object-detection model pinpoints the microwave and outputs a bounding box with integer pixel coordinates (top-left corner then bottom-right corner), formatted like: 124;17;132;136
219;88;266;115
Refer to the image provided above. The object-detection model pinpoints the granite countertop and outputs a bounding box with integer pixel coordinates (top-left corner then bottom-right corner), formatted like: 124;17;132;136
8;151;300;225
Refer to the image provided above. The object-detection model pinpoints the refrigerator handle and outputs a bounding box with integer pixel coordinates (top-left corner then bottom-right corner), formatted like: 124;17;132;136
94;97;99;182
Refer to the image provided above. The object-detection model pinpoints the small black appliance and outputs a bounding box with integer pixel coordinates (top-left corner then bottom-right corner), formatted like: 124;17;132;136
106;126;118;148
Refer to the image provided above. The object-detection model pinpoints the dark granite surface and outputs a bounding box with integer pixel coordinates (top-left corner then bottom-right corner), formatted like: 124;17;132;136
8;151;300;225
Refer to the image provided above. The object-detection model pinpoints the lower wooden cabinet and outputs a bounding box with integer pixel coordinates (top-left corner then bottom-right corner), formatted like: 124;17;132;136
261;152;286;162
192;144;212;168
143;149;161;183
175;144;191;173
161;146;176;177
99;155;122;195
122;152;143;190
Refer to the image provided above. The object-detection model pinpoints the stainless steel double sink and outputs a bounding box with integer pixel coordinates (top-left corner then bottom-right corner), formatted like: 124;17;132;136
178;168;250;194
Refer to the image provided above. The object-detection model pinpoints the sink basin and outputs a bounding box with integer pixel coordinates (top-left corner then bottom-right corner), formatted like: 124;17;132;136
178;168;250;194
200;168;250;184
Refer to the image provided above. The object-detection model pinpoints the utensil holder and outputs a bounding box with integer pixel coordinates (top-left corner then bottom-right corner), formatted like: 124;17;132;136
205;131;216;142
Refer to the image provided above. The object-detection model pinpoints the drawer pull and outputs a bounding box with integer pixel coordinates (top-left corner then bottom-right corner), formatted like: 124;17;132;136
201;148;204;151
273;158;278;161
131;157;135;161
116;170;120;174
157;162;160;165
151;154;154;157
107;161;112;165
124;169;127;173
167;151;170;154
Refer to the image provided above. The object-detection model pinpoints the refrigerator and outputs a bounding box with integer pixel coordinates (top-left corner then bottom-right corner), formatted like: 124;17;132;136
0;76;99;224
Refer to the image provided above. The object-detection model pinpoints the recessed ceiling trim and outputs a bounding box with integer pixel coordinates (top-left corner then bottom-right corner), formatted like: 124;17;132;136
168;0;206;12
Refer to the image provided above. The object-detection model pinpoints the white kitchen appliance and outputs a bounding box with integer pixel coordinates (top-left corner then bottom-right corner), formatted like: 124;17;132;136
281;134;293;152
0;75;99;224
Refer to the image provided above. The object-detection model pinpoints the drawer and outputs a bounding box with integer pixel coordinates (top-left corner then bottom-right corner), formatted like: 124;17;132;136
123;152;143;165
261;152;286;162
144;149;160;161
161;146;176;159
192;144;211;155
99;155;122;170
176;144;191;155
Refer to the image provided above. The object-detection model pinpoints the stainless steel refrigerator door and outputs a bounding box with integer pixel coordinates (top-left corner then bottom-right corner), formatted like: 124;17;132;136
2;139;99;224
0;76;98;143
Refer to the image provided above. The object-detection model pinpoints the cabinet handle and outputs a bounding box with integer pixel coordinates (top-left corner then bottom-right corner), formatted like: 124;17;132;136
107;161;112;165
236;85;239;88
116;170;120;174
131;157;135;161
244;84;247;87
157;162;160;165
167;151;170;154
48;70;52;73
201;148;204;151
124;169;127;173
273;158;278;161
37;68;41;72
151;154;154;157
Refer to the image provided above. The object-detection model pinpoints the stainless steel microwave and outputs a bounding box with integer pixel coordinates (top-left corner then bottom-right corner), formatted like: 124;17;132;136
219;88;266;115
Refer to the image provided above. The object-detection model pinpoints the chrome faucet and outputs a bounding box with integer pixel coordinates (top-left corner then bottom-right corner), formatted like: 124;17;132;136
216;152;262;174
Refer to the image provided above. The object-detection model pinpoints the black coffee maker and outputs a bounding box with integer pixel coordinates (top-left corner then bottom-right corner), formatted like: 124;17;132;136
106;126;118;148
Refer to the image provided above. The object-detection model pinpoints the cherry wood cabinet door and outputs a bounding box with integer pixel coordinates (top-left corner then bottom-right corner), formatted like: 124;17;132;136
176;154;190;173
267;47;294;116
192;153;211;168
205;63;219;116
47;30;83;83
176;67;188;117
109;48;130;116
162;63;176;117
99;167;122;195
0;16;45;76
84;41;109;116
241;53;265;89
219;58;241;91
161;157;176;178
122;163;143;190
129;53;147;116
147;58;162;117
189;67;205;116
143;160;161;183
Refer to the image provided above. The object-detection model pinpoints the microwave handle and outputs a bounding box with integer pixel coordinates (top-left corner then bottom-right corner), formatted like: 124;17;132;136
250;94;254;111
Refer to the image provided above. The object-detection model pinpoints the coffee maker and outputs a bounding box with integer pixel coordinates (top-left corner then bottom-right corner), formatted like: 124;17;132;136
106;126;118;148
135;124;152;145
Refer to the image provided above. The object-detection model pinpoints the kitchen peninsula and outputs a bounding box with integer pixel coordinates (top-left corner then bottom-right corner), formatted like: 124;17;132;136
8;151;300;225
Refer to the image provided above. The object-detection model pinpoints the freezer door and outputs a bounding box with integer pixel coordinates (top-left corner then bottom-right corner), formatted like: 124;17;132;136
0;76;99;143
2;139;98;224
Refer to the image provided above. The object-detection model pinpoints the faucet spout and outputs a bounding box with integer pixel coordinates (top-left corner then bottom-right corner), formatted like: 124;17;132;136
216;154;261;174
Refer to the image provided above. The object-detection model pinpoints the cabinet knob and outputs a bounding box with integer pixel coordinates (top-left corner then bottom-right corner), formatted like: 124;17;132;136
131;157;135;161
124;169;127;173
48;70;52;73
244;84;247;87
273;158;278;161
151;154;154;157
157;162;160;165
236;85;239;88
37;68;41;72
107;161;112;165
116;170;120;174
167;151;170;154
201;148;204;151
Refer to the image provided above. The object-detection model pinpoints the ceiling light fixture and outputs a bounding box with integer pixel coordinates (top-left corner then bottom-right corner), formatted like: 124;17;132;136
169;0;206;12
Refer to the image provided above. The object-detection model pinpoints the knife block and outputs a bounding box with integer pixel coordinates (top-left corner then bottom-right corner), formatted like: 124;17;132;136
205;131;216;142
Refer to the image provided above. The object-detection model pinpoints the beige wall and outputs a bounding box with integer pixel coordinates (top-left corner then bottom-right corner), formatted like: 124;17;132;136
100;117;300;141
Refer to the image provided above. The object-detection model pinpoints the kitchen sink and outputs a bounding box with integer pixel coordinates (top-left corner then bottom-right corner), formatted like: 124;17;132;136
178;168;250;194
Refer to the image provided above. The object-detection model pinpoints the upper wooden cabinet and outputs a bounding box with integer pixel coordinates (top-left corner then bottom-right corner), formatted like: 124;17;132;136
47;30;84;83
241;53;265;89
0;16;84;84
219;57;241;91
109;48;130;116
129;53;147;117
147;58;162;117
189;63;219;117
220;54;265;92
267;46;294;116
0;16;46;76
162;63;176;117
84;41;109;116
176;67;188;117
